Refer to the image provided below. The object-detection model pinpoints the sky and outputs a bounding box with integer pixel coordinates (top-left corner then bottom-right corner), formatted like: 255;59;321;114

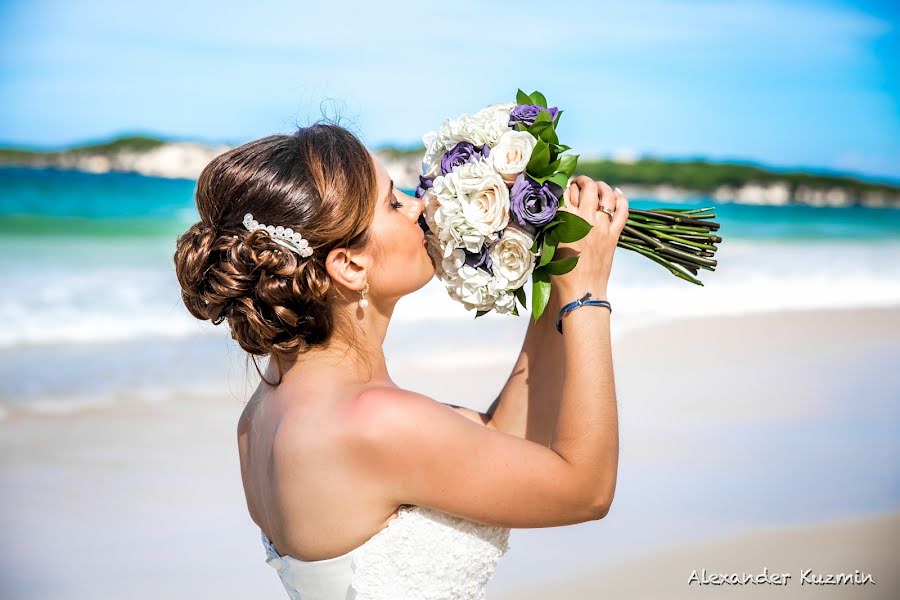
1;0;898;182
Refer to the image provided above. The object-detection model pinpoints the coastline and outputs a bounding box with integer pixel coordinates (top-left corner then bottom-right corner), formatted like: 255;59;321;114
0;304;898;599
3;144;899;208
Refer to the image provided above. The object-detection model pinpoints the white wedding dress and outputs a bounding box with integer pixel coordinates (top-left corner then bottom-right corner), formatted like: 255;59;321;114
261;504;511;600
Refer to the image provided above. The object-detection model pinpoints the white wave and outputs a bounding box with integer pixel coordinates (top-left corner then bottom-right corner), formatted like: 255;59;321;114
1;239;898;350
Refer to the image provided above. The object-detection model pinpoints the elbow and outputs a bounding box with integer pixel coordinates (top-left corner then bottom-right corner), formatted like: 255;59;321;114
587;495;612;520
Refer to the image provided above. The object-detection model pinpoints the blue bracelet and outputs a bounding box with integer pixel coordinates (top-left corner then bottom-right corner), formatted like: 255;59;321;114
555;292;612;334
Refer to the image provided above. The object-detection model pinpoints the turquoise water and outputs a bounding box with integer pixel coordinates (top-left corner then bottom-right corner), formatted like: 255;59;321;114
2;166;899;240
0;166;899;415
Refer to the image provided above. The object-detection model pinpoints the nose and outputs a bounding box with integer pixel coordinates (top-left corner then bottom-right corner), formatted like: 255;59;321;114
409;193;425;221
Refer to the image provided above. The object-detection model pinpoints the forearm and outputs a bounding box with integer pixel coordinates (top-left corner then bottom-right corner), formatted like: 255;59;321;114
487;285;564;446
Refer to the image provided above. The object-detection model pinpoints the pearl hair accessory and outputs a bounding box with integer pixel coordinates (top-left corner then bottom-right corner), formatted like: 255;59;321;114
242;213;313;258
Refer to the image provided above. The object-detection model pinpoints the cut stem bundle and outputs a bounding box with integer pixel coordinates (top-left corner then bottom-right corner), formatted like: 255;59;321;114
616;207;721;285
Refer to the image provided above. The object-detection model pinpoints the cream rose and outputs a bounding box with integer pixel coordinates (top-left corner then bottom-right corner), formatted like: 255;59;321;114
434;159;509;243
491;131;537;185
488;227;536;290
456;160;510;236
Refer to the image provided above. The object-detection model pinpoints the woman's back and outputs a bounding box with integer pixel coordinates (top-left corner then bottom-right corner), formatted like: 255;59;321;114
238;379;512;600
237;376;402;563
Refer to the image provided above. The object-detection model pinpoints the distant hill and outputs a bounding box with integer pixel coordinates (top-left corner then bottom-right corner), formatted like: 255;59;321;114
372;144;900;208
0;135;230;180
2;135;897;208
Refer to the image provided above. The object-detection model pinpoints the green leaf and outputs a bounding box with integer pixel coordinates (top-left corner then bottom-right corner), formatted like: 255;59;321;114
529;123;551;138
512;305;519;316
543;218;562;232
553;143;572;153
530;91;548;108
475;309;490;319
558;154;578;178
530;158;560;178
531;269;551;323
526;139;551;173
538;123;559;146
548;211;592;243
514;286;527;309
554;109;564;127
546;255;579;275
547;171;570;190
538;235;556;267
533;110;552;125
516;89;531;105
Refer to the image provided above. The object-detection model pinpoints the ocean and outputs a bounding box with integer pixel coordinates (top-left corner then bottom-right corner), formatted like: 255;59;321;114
1;166;899;417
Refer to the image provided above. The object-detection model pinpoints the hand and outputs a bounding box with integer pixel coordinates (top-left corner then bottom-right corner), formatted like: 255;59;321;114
551;176;628;301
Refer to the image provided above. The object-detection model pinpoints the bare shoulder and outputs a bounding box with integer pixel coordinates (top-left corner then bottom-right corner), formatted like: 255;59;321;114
339;385;440;443
336;386;470;468
332;385;606;527
343;386;492;434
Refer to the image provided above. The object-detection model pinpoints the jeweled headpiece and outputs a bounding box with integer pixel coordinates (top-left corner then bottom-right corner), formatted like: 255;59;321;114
242;213;313;258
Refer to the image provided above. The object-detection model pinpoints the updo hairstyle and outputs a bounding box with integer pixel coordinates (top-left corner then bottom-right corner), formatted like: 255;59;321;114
173;123;379;382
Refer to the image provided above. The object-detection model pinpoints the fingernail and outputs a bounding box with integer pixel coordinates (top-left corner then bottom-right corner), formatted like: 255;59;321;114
614;187;623;194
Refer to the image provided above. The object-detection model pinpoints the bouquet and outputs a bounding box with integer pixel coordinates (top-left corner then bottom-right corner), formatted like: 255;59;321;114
417;89;721;322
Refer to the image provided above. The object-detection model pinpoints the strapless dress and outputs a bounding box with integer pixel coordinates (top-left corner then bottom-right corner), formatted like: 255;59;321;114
261;504;511;600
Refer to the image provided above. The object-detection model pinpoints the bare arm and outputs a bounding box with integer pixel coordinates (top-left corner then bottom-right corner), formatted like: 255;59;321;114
479;177;612;444
485;284;563;446
319;178;625;528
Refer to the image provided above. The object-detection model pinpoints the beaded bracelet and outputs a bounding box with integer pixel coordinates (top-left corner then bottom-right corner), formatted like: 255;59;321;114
555;292;612;334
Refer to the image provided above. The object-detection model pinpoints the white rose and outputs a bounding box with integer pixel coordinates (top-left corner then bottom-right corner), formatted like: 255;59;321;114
492;290;516;315
430;159;509;253
431;245;503;312
453;159;510;235
491;131;537;185
489;227;536;290
437;113;495;148
473;102;516;146
421;131;444;179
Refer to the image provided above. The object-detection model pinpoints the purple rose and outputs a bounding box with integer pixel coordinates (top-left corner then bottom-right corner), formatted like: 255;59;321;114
440;142;491;175
508;104;559;128
415;174;433;199
510;173;559;230
463;243;494;276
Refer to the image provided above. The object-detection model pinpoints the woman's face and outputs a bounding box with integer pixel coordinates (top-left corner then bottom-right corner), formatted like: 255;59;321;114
366;150;434;300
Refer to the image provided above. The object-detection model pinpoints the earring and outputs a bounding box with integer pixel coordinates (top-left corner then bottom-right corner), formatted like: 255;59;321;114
358;282;370;309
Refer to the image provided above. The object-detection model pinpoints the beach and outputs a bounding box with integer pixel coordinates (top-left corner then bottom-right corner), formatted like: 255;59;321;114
1;304;898;599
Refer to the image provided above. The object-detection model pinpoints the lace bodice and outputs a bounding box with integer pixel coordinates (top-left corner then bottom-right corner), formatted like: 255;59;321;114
261;504;511;600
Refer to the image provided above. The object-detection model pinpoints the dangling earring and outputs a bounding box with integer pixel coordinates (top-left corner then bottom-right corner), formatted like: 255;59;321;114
358;282;370;309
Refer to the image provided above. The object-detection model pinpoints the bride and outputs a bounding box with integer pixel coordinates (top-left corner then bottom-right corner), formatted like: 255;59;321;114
173;123;626;599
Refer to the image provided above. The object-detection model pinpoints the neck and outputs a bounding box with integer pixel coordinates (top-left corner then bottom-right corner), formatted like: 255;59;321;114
266;293;397;386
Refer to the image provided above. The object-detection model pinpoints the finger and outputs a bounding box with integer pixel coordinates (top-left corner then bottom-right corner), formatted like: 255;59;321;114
573;177;599;216
611;187;629;231
567;179;580;208
597;180;616;211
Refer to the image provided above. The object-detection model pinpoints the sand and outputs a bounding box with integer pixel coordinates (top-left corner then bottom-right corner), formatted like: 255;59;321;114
1;305;898;599
492;510;900;599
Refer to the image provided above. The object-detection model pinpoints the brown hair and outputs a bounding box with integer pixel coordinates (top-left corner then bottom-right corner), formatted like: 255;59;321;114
173;123;378;384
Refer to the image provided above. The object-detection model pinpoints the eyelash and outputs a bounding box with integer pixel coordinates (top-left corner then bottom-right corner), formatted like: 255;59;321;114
390;195;404;210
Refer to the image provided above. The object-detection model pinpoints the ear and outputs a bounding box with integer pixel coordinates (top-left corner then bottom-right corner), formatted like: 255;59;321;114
325;246;370;293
